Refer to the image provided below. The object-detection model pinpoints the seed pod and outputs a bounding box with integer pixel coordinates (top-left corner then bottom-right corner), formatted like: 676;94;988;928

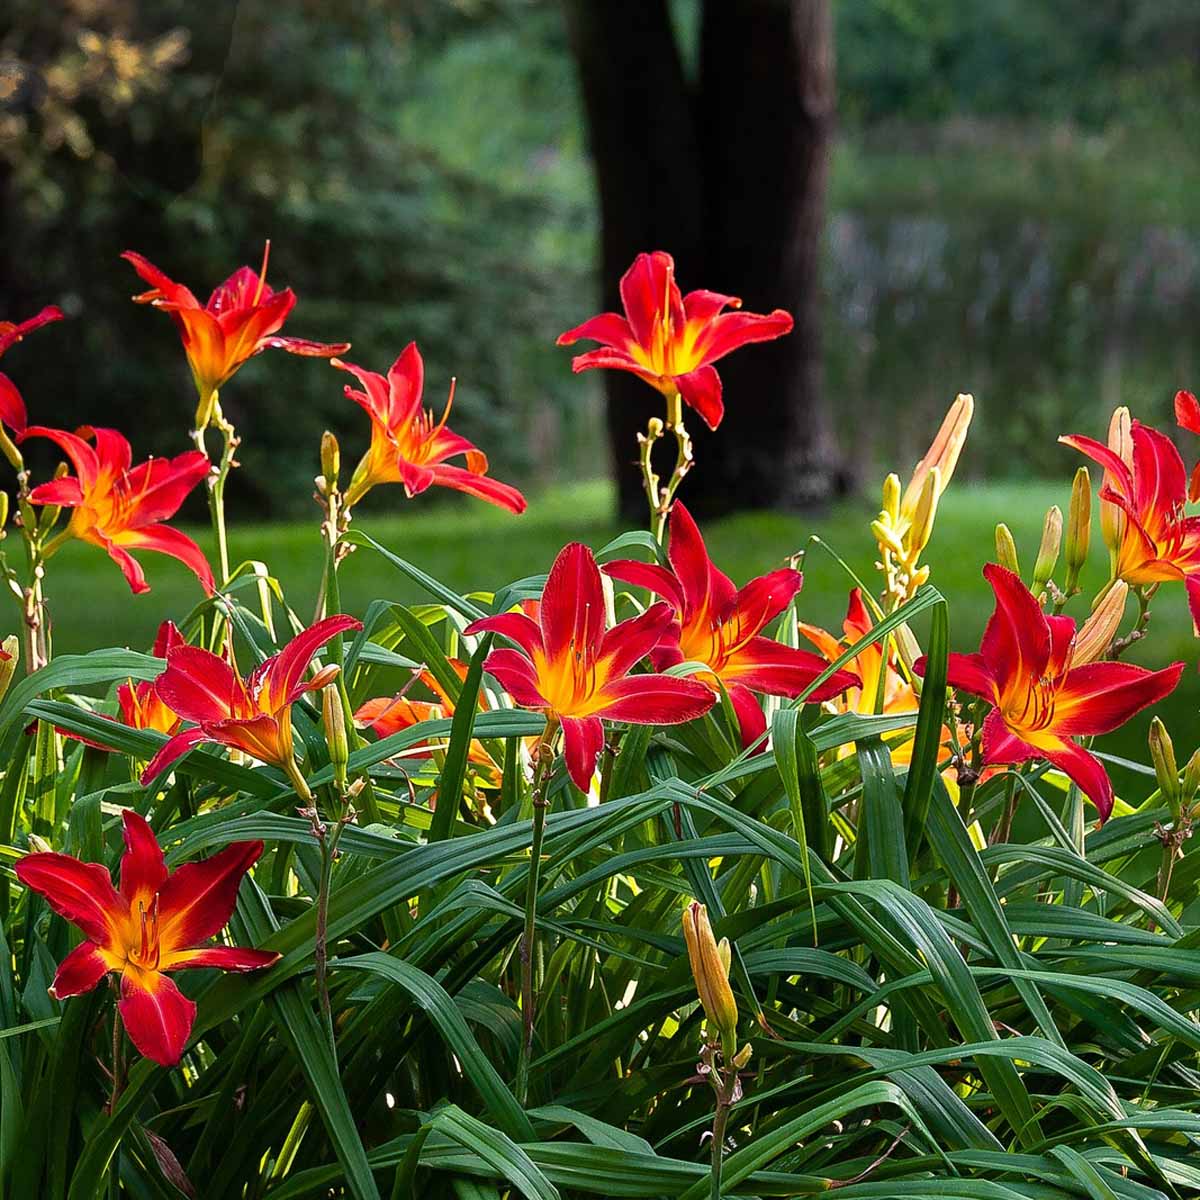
1032;506;1062;595
994;523;1020;575
1064;467;1091;593
682;902;737;1059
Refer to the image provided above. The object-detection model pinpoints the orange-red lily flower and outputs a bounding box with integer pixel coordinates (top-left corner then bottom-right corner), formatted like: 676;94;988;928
916;564;1183;821
142;614;362;783
604;503;858;747
556;251;793;431
334;343;526;514
0;305;63;434
123;246;350;427
464;542;715;791
1061;416;1200;628
15;809;278;1066
1174;390;1200;502
23;426;213;596
355;661;500;784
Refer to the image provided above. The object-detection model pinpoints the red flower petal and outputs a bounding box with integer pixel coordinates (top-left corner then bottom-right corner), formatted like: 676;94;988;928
540;542;605;663
727;683;767;750
667;503;737;625
157;840;264;951
166;945;280;972
119;810;167;905
920;651;996;701
602;559;685;612
263;334;350;357
979;563;1051;689
556;311;635;350
49;940;111;998
1177;389;1200;435
140;726;209;785
1052;660;1184;736
112;526;214;595
674;364;724;430
428;464;527;514
593;673;715;724
481;648;548;708
619;251;681;351
118;969;196;1067
597;603;675;679
0;372;27;432
690;307;793;364
730;568;803;637
463;611;544;658
14;852;125;945
155;646;243;723
256;614;361;712
560;715;605;793
1040;738;1114;823
721;637;859;702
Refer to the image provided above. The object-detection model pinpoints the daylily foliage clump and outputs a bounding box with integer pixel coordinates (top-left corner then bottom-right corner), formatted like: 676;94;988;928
2;246;1200;1200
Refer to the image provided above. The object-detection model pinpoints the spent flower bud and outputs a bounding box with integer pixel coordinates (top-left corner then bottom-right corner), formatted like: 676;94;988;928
1073;580;1128;666
682;902;737;1059
994;523;1020;575
28;833;53;854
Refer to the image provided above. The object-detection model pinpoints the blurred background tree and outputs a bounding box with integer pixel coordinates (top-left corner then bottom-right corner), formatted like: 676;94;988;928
1;0;1198;519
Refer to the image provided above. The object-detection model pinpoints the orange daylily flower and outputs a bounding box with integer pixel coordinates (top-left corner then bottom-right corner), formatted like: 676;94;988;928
123;245;349;428
354;661;500;785
916;564;1183;821
1061;413;1200;629
23;426;213;595
15;810;278;1066
333;343;526;514
0;305;63;434
557;251;793;431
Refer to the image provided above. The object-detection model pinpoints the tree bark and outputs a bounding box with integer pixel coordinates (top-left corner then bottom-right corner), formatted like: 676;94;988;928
563;0;844;521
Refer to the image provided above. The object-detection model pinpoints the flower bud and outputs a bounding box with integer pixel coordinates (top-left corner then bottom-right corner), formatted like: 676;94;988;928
28;833;52;854
881;472;901;523
322;683;349;791
907;466;940;559
900;393;973;522
870;518;904;558
1149;717;1180;813
646;417;664;440
994;523;1020;575
732;1043;753;1069
682;902;737;1058
1073;579;1128;665
1182;747;1200;808
321;431;340;490
1064;467;1091;592
1032;506;1062;595
1100;406;1131;555
0;635;18;700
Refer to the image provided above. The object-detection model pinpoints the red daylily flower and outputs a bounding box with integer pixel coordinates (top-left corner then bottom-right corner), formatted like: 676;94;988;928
604;503;858;747
556;251;793;431
0;305;63;434
916;564;1183;821
1173;390;1200;501
355;661;500;784
464;542;715;791
23;426;213;596
123;246;349;425
15;809;278;1066
1061;416;1200;628
141;614;362;783
334;343;526;514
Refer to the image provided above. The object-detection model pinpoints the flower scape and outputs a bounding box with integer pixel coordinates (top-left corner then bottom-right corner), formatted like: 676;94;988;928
2;247;1200;1200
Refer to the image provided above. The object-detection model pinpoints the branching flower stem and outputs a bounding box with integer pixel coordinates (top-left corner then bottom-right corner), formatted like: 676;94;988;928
640;392;694;544
516;714;560;1106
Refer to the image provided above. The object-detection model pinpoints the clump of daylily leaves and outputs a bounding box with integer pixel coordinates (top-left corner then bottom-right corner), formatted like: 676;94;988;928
3;244;1200;1198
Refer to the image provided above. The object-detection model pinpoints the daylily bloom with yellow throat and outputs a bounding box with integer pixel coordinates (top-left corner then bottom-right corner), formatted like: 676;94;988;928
334;343;526;514
0;305;63;434
23;426;213;595
123;246;349;428
141;614;361;785
1061;413;1200;629
916;564;1183;821
464;542;715;791
605;503;858;747
557;251;793;431
15;809;278;1066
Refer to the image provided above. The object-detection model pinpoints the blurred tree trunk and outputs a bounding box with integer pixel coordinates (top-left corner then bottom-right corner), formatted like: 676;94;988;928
563;0;844;522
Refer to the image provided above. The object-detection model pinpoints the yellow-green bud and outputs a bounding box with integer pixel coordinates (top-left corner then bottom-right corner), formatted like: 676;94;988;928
871;518;905;558
646;417;664;440
994;523;1020;575
881;472;901;523
1182;748;1200;809
322;683;349;791
1064;467;1091;592
907;466;941;560
1149;718;1180;813
682;902;737;1059
321;431;340;490
0;635;17;700
0;490;8;530
1032;506;1062;595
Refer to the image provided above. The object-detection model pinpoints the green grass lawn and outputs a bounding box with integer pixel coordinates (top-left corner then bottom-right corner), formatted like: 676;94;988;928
34;478;1196;788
